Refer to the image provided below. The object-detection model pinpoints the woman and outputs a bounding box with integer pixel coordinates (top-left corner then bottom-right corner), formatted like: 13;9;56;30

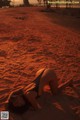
6;68;72;113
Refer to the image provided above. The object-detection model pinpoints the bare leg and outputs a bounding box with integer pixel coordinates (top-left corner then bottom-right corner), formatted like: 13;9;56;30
38;68;58;96
49;78;73;95
49;79;58;95
38;77;45;96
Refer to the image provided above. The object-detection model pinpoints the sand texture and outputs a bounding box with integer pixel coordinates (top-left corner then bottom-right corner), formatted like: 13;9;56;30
0;7;80;120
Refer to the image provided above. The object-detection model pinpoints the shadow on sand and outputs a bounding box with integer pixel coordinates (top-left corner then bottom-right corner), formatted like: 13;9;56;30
9;91;80;120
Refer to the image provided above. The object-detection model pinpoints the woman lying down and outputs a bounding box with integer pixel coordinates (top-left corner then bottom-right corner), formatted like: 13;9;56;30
5;68;72;114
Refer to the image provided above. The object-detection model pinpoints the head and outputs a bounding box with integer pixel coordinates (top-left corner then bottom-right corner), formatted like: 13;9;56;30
8;89;25;107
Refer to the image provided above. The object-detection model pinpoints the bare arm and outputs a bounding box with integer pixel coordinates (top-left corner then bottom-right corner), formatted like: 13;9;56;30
25;91;41;110
58;79;73;92
38;76;45;96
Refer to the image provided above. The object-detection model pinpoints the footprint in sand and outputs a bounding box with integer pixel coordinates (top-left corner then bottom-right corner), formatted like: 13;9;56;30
0;36;23;42
11;36;24;42
27;47;37;53
0;24;11;33
14;16;26;20
36;49;53;57
0;37;11;41
0;50;7;58
35;58;42;62
28;35;42;43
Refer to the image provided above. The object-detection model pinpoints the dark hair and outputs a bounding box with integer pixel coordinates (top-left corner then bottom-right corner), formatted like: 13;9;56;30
6;94;31;114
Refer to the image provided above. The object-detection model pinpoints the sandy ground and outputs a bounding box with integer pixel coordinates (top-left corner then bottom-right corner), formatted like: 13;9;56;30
0;7;80;120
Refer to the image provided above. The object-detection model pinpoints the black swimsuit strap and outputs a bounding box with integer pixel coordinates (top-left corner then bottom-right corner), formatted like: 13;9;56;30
33;69;45;96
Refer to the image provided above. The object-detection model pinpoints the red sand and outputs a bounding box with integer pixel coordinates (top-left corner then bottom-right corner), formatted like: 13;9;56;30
0;7;80;120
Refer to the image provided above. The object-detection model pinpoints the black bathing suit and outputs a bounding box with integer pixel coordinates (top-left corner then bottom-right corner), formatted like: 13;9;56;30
31;69;45;97
7;69;45;114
